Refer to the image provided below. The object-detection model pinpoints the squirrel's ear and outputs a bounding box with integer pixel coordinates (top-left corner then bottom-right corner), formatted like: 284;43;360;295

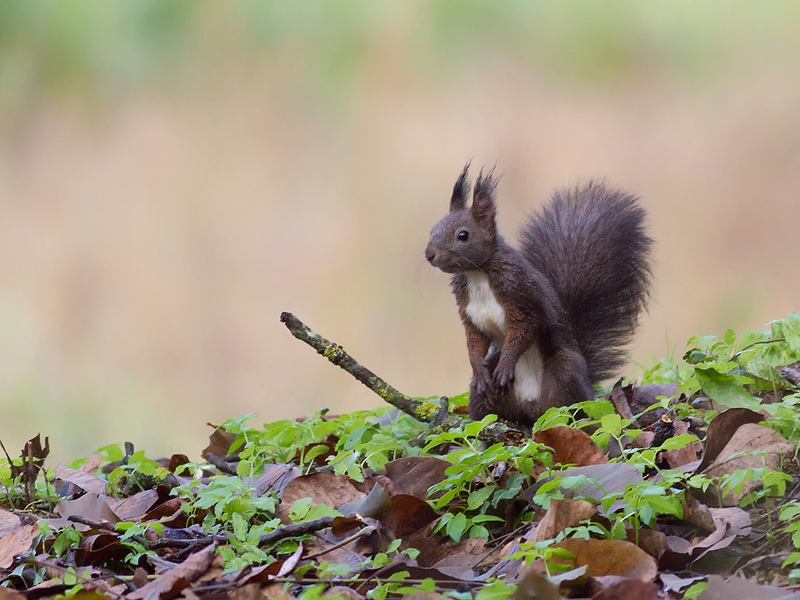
472;169;498;234
450;163;471;211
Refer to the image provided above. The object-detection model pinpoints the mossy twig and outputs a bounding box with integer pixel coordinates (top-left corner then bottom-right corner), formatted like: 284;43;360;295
279;312;525;444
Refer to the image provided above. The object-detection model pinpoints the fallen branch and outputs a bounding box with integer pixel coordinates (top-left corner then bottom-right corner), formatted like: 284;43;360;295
259;516;337;546
280;312;525;444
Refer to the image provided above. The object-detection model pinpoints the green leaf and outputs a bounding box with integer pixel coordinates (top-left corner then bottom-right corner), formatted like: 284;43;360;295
780;503;800;521
599;413;625;435
346;464;365;482
694;366;758;408
476;579;516;600
468;524;489;539
684;581;708;600
446;512;468;543
643;494;683;518
467;485;495;511
342;424;370;450
787;313;800;353
470;514;505;524
723;328;736;345
288;497;312;522
305;503;341;521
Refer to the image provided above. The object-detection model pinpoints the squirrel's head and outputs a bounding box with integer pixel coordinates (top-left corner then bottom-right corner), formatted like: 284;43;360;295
425;164;499;273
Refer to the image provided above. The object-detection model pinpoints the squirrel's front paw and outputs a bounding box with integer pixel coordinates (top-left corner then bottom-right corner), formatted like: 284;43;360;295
472;366;492;394
493;360;516;388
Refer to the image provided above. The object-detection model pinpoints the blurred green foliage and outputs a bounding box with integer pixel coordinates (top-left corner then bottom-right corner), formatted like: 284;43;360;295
2;1;800;112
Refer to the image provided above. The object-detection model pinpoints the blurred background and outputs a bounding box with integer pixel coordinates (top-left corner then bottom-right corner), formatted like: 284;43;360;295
1;2;799;462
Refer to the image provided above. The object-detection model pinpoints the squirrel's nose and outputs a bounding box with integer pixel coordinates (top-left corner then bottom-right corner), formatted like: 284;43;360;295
425;247;436;263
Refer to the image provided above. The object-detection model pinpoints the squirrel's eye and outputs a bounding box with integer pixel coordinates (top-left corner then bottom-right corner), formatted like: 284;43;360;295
457;230;469;242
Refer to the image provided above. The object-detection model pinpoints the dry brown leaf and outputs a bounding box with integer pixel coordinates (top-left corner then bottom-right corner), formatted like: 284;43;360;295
132;567;149;588
75;533;131;566
238;541;304;585
432;538;492;571
484;536;527;581
406;532;486;568
80;453;104;474
169;453;190;473
551;539;658;582
533;426;608;467
511;570;564;600
0;509;21;537
323;587;364;600
702;423;794;506
609;380;635;420
682;494;716;532
686;506;751;571
699;574;800;599
629;431;655;448
606;381;677;428
708;507;751;537
691;517;733;552
529;499;597;543
194;554;226;592
127;543;217;600
84;580;130;598
696;408;764;473
689;526;740;574
384;456;451;497
627;528;669;562
305;525;376;576
524;463;642;516
55;464;107;495
277;472;364;523
777;363;800;386
55;493;120;524
202;426;237;460
0;587;25;599
656;535;694;573
226;584;267;600
0;523;37;569
631;383;678;409
704;423;794;473
329;516;364;537
246;464;301;497
141;497;187;524
111;488;161;521
339;483;391;519
659;573;705;593
587;578;659;600
666;536;692;554
661;420;702;468
261;583;297;600
384;494;439;537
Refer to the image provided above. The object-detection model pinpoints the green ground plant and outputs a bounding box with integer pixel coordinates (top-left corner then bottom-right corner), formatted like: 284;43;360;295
0;314;799;598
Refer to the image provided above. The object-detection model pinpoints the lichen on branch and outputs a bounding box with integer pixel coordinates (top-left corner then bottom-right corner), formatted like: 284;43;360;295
279;311;525;444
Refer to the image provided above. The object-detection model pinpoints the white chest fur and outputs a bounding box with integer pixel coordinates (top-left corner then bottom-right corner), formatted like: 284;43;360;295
464;272;543;404
465;272;506;341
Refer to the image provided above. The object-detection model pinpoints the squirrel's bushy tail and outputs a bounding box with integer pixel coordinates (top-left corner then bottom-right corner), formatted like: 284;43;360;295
520;181;653;383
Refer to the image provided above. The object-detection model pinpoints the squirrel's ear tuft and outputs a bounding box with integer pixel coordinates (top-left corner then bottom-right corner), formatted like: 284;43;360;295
472;168;498;234
450;163;471;211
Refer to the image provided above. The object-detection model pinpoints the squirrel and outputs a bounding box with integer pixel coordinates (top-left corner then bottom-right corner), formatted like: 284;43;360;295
425;164;652;427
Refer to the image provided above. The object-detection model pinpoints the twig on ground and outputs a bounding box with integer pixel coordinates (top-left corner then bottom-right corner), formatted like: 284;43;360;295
259;516;337;546
203;452;239;476
67;514;121;534
304;525;376;560
279;312;526;444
